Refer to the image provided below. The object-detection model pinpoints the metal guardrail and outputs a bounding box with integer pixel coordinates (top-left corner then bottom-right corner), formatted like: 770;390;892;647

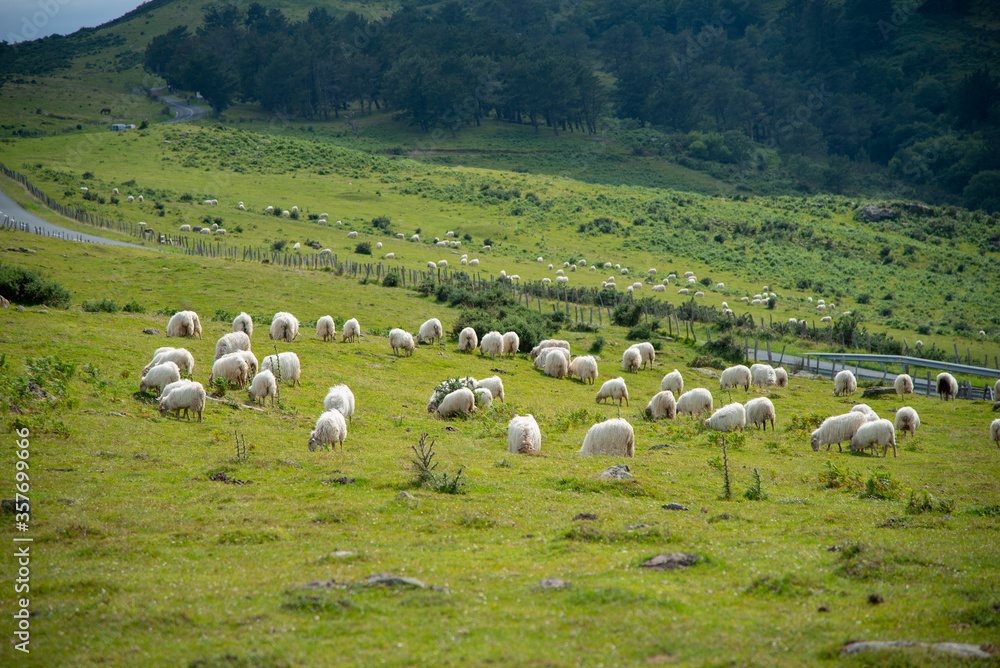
803;353;1000;380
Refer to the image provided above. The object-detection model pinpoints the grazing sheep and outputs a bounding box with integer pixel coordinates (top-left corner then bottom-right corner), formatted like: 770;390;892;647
342;318;361;343
744;397;776;431
507;415;541;455
437;387;476;418
629;342;655;370
376;242;382;249
139;361;181;395
238;201;245;210
427;262;436;270
557;276;569;284
247;369;277;407
850;418;896;457
661;369;683;395
469;259;479;266
143;348;194;377
261;352;301;387
293;242;301;251
621;347;641;374
894;374;913;395
530;339;571;359
556;269;564;276
308;410;348;452
705;402;746;433
127;195;134;203
418;318;443;344
437;259;448;267
389;328;416;357
458;327;479;353
569;355;599;385
233;350;258;379
936;372;958;400
215;331;252;361
810;412;867;452
544;349;569;379
579;418;635;457
166;310;202;339
834;370;857;397
720;365;752;391
645;390;676;420
992;419;1000;447
820;316;832;323
385;252;394;259
534;347;569;370
894;406;919;439
179;224;191;232
678;288;689;295
476;376;505;403
411;234;420;242
209;353;250;389
850;403;877;417
233;312;253;337
652;285;665;292
323;384;355;420
502;331;520;358
347;231;359;239
158;381;206;422
316;316;336;341
750;363;776;388
676;388;713;418
596;377;629;407
694;291;705;297
269;312;300;342
474;387;493;409
480;331;504;360
774;367;788;388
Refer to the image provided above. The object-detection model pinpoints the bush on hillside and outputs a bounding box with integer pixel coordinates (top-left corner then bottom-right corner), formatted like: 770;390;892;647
0;262;71;308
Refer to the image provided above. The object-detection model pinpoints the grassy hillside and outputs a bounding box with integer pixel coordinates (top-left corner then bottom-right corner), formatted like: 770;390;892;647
1;223;999;666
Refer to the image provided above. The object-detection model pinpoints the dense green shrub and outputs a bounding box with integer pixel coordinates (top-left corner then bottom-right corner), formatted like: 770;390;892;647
0;262;71;308
355;242;372;255
382;270;401;287
81;298;120;313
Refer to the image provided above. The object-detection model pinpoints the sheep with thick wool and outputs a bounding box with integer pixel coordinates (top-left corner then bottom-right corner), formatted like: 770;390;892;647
474;387;493;408
140;361;181;395
991;419;1000;447
534;347;569;370
233;350;258;378
476;376;505;403
834;370;857;396
480;331;504;360
750;363;776;388
458;327;478;353
158;380;206;422
661;369;683;395
850;403;877;417
269;312;300;342
247;369;277;407
621;347;642;374
437;387;476;418
894;407;920;439
629;342;655;370
774;367;788;388
936;372;958;400
232;312;253;337
261;352;301;386
744;397;776;432
418;318;443;344
596;377;629;407
323;384;355;420
580;418;635;457
893;374;913;395
389;328;416;357
810;412;867;452
502;331;520;358
645;390;676;420
209;353;250;389
505;414;542;454
530;340;570;359
720;365;752;391
850;418;896;457
704;403;746;433
544;349;569;379
676;388;713;418
342;318;361;343
308;410;348;452
569;355;599;385
143;348;194;376
166;310;202;339
316;316;336;341
215;331;251;361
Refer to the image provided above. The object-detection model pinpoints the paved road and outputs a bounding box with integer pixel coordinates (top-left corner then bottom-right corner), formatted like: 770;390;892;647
155;91;208;123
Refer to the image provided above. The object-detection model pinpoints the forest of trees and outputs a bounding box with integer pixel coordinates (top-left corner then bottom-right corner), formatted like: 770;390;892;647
144;0;1000;207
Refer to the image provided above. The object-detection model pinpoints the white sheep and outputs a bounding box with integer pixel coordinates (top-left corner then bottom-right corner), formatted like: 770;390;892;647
717;282;725;288
458;327;479;353
139;361;180;395
215;331;251;361
318;213;328;220
810;412;867;452
474;387;494;409
342;318;361;343
544;349;569;379
389;328;416;357
834;370;857;396
579;418;634;457
555;269;564;276
385;252;394;259
992;419;1000;447
427;261;437;270
621;347;641;374
750;363;776;388
293;242;301;251
774;367;788;388
720;365;752;391
569;355;599;385
676;388;713;418
705;402;746;433
158;380;206;422
261;352;301;387
894;374;913;395
308;410;348;452
142;348;194;377
476;376;505;403
678;288;689;295
469;259;479;266
850;418;896;457
233;312;253;337
233;350;258;379
437;259;448;267
507;415;541;455
820;316;832;323
166;310;202;339
744;397;776;432
480;331;504;360
437;387;476;418
894;407;919;439
418;318;443;344
138;195;145;202
282;210;290;217
179;224;191;232
264;205;274;213
411;234;420;242
209;353;250;389
502;331;520;358
316;315;336;341
247;369;277;407
376;242;383;249
323;384;355;420
645;390;676;420
850;403;877;417
596;377;629;407
557;276;569;284
269;312;300;342
127;195;134;203
238;201;245;210
661;369;683;395
533;347;568;370
482;245;491;251
530;339;570;359
629;342;655;369
936;372;958;400
694;291;705;297
652;285;665;292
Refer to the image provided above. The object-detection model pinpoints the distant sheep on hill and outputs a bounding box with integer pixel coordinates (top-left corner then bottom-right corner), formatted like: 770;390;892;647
502;331;520;358
569;355;599;385
215;331;251;361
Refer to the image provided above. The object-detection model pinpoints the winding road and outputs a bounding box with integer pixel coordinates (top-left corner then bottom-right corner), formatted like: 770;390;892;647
157;92;208;123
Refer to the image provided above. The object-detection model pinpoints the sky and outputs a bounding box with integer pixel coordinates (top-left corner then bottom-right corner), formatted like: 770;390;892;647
3;0;147;44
